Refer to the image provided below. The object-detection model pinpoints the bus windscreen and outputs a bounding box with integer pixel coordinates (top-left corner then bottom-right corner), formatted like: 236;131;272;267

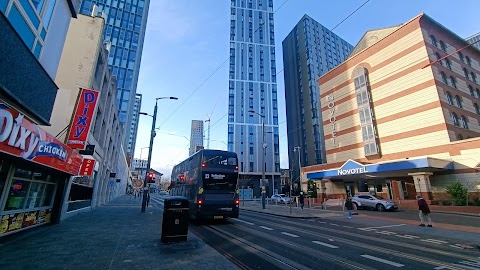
202;154;237;166
202;172;237;190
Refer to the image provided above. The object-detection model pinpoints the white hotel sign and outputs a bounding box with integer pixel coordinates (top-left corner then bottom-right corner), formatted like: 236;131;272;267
326;94;338;147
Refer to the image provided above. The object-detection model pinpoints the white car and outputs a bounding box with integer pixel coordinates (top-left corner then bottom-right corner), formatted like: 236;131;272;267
352;194;398;211
271;194;292;204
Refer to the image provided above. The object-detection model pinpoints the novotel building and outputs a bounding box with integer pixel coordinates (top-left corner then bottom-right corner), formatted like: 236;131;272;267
301;13;480;204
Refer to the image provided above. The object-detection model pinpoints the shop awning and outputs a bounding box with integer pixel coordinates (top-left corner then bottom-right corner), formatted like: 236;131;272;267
306;157;453;180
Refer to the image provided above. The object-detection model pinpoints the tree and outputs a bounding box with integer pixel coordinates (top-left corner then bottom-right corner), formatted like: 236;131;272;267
445;181;468;206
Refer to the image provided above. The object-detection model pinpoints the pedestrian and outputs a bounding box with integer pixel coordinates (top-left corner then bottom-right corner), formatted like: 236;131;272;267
416;195;432;227
345;196;353;219
299;192;305;209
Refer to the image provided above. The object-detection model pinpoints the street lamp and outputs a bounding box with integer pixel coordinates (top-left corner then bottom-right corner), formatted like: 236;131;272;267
139;96;178;213
248;110;266;209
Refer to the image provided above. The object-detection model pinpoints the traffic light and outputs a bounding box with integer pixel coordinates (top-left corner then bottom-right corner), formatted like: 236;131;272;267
147;172;155;183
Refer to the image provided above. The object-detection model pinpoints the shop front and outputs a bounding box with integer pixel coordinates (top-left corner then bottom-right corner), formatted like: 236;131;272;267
305;157;453;202
0;102;82;237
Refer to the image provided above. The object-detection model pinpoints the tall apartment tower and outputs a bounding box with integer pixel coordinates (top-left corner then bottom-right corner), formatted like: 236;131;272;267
229;0;280;196
282;15;353;187
79;0;151;158
466;32;480;50
130;93;142;157
189;120;204;156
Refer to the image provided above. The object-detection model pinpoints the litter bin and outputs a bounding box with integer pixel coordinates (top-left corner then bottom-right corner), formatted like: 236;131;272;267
161;196;189;243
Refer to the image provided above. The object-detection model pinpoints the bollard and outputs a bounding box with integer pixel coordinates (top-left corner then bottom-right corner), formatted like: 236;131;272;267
342;199;345;212
323;198;327;210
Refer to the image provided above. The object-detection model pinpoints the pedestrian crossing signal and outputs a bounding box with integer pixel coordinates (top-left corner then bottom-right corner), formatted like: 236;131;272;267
147;173;155;183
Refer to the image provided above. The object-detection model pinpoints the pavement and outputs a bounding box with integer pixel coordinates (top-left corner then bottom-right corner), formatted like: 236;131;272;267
0;195;240;270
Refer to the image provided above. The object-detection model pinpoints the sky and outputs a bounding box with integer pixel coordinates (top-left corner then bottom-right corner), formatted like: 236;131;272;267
134;0;480;178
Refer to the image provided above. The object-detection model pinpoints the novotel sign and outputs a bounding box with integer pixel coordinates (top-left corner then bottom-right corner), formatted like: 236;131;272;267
336;160;369;176
326;94;338;147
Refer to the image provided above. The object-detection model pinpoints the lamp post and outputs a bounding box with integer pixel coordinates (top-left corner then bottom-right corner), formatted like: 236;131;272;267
249;110;266;209
139;96;178;213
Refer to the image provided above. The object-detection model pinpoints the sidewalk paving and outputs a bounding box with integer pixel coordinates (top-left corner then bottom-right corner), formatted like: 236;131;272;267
0;196;239;270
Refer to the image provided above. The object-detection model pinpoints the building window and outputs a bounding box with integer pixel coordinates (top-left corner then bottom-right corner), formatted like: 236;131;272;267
465;56;472;66
469;85;475;96
464;68;469;78
439;40;446;52
474;103;480;115
457;134;464;140
430;35;437;47
471;72;477;83
461;116;468;129
477;89;480;99
445;58;451;70
446;92;453;105
458;52;464;62
435;52;443;66
455;95;462;108
440;72;448;85
451;112;459;126
450;76;457;89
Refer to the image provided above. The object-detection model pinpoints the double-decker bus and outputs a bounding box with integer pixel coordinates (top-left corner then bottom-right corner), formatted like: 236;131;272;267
170;149;239;220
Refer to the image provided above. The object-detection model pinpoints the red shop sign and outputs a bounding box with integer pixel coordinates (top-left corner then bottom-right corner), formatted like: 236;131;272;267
79;158;95;177
66;88;99;150
0;102;83;175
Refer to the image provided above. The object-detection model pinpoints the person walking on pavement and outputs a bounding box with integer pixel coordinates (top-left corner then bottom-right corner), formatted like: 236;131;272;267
299;192;305;209
416;195;432;227
345;196;353;219
146;191;151;207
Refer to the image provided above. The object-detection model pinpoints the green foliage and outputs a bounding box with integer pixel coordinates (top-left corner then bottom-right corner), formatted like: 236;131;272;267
445;181;468;206
440;200;452;206
472;196;480;207
306;180;317;198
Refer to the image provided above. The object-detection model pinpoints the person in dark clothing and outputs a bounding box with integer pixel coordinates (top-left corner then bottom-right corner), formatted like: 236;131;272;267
416;195;432;227
146;191;151;207
299;192;305;209
345;197;353;219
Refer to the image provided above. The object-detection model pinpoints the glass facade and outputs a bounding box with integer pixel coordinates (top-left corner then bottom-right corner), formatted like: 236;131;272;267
80;0;150;157
229;0;280;176
1;0;57;59
282;15;353;181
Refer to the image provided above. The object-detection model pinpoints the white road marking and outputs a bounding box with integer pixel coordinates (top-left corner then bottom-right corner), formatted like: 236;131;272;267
235;219;255;225
434;266;456;270
361;255;405;267
458;260;480;268
361;224;406;229
329;223;339;226
312;241;338;248
343;226;354;228
358;228;376;231
259;226;273;231
449;244;464;249
451;264;480;270
421;239;448;244
318;221;326;224
281;232;299;238
376;231;397;235
308;220;315;222
395;235;420;239
328;239;335;242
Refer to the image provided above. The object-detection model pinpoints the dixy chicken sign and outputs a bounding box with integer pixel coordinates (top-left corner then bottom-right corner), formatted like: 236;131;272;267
66;88;99;150
0;103;83;175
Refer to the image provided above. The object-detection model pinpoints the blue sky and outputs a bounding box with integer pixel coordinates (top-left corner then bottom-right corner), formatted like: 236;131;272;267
135;0;480;177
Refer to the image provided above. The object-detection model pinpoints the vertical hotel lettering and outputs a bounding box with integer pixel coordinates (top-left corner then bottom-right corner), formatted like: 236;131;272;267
326;94;338;147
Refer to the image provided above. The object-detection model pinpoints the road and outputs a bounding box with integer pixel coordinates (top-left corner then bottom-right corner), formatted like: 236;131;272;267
150;194;480;270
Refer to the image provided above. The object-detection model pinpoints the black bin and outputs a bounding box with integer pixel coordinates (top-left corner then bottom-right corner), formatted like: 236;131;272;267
161;196;189;243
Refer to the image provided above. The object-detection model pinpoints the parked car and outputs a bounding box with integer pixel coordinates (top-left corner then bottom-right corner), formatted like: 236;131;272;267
352;194;398;211
271;194;292;204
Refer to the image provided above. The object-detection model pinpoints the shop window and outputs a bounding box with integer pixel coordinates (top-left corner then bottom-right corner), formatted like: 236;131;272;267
4;180;30;211
357;181;368;192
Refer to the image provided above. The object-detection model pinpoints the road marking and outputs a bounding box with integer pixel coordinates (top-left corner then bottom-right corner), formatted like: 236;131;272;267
329;223;339;226
361;224;406;229
421;239;448;244
318;221;326;224
395;235;420;239
235;219;254;225
343;225;353;228
361;255;405;267
376;231;397;235
449;244;464;249
308;220;315;222
281;232;299;238
312;241;338;248
451;264;480;270
434;266;456;270
260;226;273;231
358;228;376;231
458;259;480;268
328;239;334;242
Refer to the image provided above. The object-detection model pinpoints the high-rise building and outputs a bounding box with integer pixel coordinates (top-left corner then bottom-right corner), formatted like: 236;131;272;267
229;0;280;196
129;93;142;159
189;120;204;156
79;0;151;158
282;15;353;190
466;32;480;50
